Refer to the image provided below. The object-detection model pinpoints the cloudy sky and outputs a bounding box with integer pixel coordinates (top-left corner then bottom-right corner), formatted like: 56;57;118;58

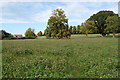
0;1;119;36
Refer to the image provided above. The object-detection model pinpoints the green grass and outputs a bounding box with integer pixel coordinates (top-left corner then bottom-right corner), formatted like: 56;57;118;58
36;36;46;39
2;35;119;78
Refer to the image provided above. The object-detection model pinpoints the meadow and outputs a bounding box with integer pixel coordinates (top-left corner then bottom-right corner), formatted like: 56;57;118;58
2;34;119;78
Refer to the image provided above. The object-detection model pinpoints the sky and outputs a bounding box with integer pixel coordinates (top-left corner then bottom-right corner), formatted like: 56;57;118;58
0;1;119;36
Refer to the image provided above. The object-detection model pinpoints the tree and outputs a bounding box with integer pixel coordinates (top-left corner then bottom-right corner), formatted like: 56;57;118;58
73;26;77;34
69;26;73;34
37;31;42;36
44;27;51;38
79;23;84;34
25;28;36;38
81;20;97;36
0;30;13;40
105;15;119;37
88;10;115;36
45;8;71;39
76;25;81;34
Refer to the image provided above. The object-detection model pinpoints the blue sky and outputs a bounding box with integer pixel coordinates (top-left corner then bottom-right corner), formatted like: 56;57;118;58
0;2;118;36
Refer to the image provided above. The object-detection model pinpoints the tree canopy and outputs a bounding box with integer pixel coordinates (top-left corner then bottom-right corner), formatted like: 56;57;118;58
25;28;36;38
88;11;116;36
37;31;42;36
45;8;71;39
73;26;77;34
105;15;119;37
0;30;13;40
81;20;97;36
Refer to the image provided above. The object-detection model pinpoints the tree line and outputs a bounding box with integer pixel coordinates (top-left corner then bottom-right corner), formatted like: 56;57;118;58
0;8;119;39
0;29;43;40
44;9;119;38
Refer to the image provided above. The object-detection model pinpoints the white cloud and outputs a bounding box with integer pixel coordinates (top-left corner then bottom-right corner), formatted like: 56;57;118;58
69;19;85;24
30;9;52;23
0;2;9;16
64;2;90;17
106;6;118;14
0;18;30;23
0;2;118;24
90;2;118;14
0;0;119;2
30;2;90;24
0;2;8;8
57;2;92;25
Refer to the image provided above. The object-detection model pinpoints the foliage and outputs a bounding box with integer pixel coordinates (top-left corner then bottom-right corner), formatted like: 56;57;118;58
44;27;51;38
37;31;42;36
76;25;81;34
25;28;36;38
69;25;80;34
10;37;36;40
10;37;26;39
80;20;97;36
0;30;13;40
69;26;73;34
105;15;119;37
88;10;115;36
72;26;77;34
45;8;71;39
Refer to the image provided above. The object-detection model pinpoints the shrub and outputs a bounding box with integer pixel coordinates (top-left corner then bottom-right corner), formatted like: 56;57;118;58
10;37;36;40
10;37;26;39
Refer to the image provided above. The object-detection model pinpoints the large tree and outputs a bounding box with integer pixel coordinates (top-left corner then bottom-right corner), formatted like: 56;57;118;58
105;15;119;37
25;28;36;38
88;11;115;36
45;8;71;39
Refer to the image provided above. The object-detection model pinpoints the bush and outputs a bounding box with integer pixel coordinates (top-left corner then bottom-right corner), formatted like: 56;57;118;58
10;37;18;39
3;37;11;40
20;37;26;39
10;37;26;39
10;37;36;40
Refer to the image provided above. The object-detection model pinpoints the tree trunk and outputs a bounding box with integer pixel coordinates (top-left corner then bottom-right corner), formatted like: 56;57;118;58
101;33;106;37
113;32;115;38
106;33;109;36
85;31;88;36
86;33;88;36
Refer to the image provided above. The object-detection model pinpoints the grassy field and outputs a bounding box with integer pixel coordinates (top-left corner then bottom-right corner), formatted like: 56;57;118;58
2;35;119;78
